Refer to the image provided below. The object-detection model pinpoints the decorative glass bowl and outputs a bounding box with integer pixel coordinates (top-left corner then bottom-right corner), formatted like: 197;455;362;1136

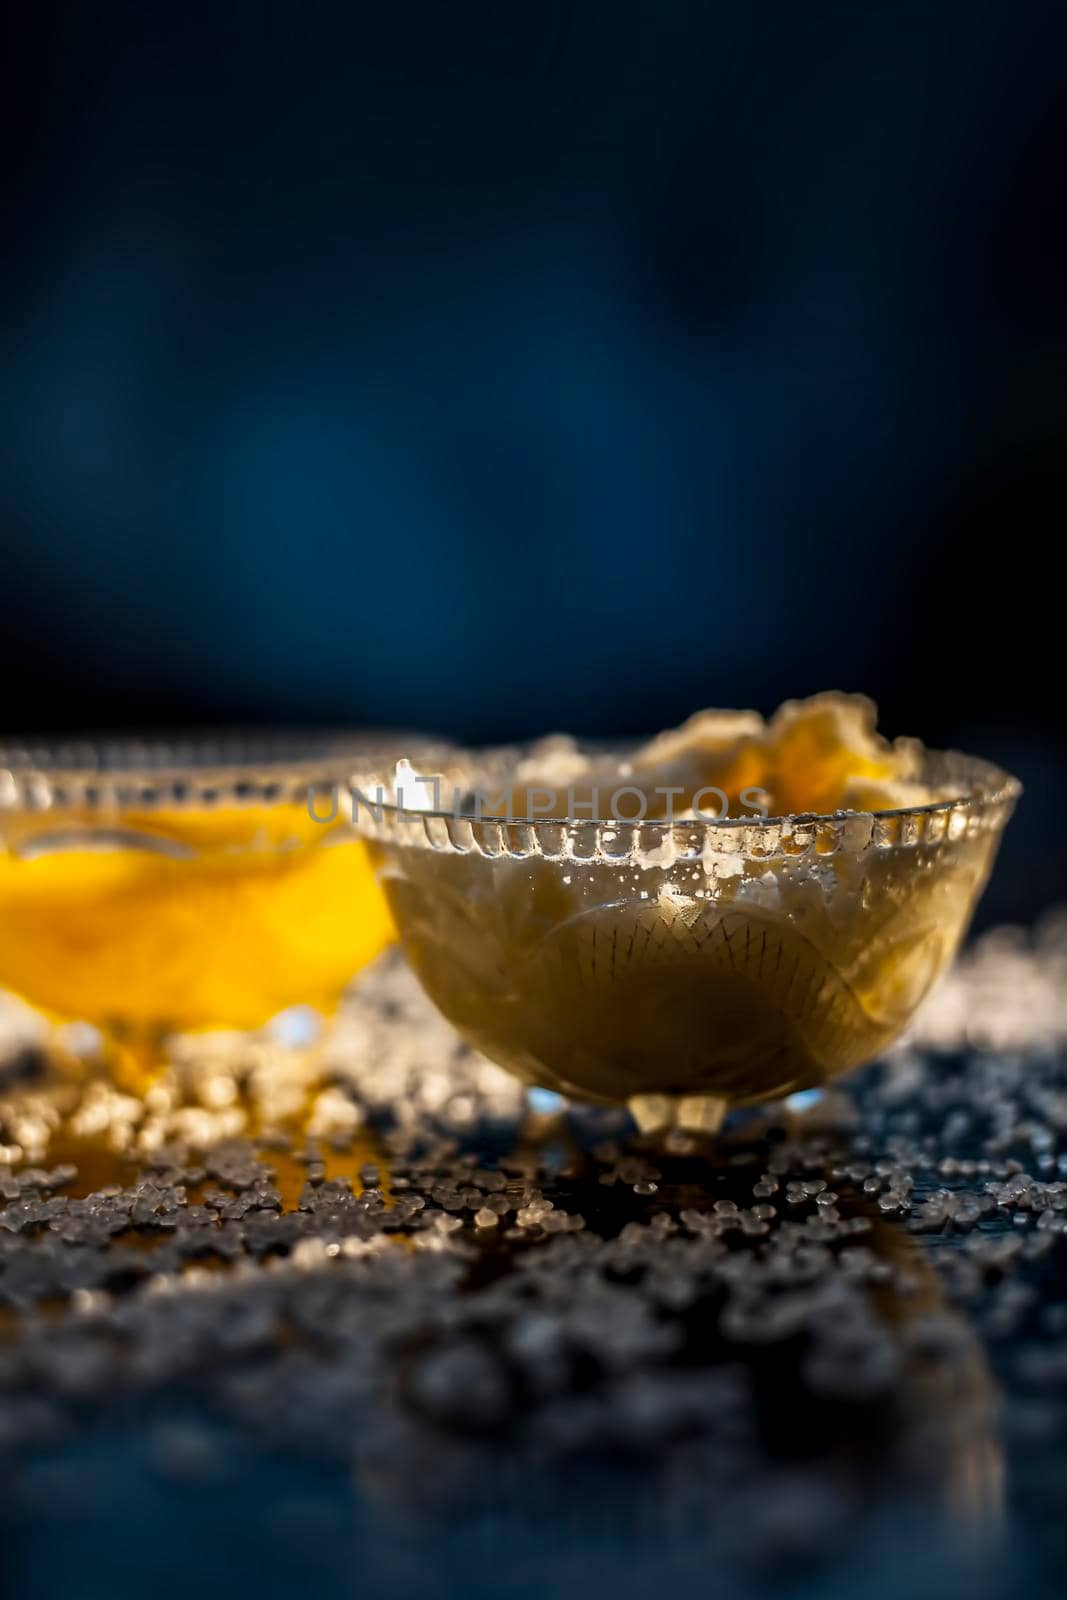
354;745;1020;1132
0;732;421;1086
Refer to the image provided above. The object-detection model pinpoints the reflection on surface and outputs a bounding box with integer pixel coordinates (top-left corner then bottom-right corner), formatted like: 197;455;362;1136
0;967;1008;1572
3;924;1067;1600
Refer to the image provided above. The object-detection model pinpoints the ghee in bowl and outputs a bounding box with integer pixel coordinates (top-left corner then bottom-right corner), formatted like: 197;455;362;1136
0;734;406;1082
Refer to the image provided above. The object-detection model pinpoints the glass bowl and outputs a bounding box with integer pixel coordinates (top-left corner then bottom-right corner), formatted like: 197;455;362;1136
0;731;432;1087
353;744;1020;1132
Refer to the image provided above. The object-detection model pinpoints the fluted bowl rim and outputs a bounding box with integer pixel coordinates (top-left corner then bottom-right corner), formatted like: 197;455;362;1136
350;745;1020;863
0;728;449;814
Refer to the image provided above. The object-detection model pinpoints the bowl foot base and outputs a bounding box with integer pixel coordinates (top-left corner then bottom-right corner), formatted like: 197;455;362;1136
627;1092;729;1137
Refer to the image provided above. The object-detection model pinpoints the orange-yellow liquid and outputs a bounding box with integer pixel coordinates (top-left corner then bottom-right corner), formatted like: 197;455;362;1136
0;801;394;1043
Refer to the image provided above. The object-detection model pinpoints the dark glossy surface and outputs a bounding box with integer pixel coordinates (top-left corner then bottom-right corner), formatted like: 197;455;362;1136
2;931;1067;1600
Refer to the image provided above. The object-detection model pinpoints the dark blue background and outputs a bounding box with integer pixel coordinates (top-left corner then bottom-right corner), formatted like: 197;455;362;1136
3;1;1065;916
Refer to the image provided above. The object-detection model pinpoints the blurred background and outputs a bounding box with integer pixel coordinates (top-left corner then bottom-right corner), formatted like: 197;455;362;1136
3;1;1064;923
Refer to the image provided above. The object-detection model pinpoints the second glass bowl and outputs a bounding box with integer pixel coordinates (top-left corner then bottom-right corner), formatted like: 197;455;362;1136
0;732;422;1086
